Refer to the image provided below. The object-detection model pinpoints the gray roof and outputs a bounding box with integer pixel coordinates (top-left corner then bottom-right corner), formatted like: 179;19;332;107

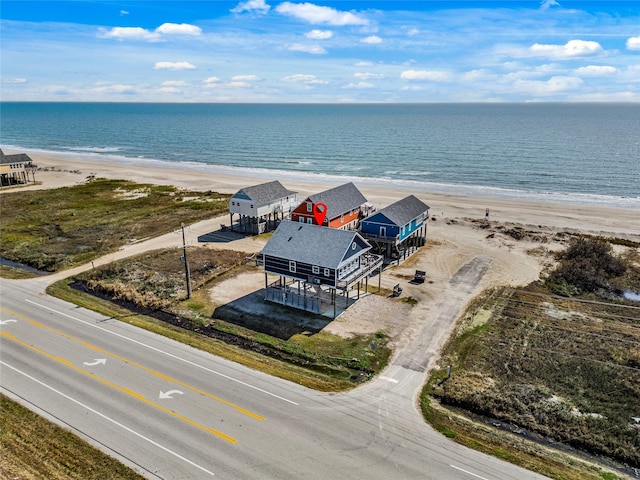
0;150;34;165
232;181;296;207
261;221;370;268
307;182;367;219
371;195;430;226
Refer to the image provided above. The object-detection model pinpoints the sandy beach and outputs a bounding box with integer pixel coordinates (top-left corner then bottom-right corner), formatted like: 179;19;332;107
17;151;640;238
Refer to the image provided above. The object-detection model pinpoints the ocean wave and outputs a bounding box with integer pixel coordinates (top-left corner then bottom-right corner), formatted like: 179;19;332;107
63;146;122;153
6;144;639;209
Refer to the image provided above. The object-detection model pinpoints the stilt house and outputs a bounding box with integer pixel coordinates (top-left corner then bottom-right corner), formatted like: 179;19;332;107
0;149;37;187
359;195;430;263
260;221;383;318
229;181;297;234
290;182;368;230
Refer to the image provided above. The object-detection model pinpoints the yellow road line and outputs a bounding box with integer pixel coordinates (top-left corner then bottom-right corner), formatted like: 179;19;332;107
0;306;265;421
1;331;237;444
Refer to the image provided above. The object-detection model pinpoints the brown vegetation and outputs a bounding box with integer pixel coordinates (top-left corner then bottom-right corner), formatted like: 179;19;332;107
0;178;229;272
0;394;145;480
424;238;640;473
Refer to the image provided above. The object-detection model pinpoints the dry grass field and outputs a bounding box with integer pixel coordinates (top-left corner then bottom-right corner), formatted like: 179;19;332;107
423;238;640;478
0;178;229;272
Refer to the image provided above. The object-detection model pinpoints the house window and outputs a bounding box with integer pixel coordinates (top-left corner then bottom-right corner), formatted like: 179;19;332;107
324;268;330;277
289;261;296;273
307;202;312;212
299;217;305;223
307;217;313;224
250;204;254;209
380;226;386;237
312;265;320;274
340;214;344;223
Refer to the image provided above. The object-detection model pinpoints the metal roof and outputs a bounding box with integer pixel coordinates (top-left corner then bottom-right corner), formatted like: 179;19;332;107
306;182;367;219
261;220;370;268
0;150;34;165
366;195;430;227
232;180;296;207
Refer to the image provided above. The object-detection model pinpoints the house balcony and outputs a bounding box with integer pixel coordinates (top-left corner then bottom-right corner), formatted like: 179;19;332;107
336;253;383;289
359;231;400;244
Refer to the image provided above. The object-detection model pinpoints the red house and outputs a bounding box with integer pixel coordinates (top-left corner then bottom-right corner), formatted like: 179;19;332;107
290;182;368;230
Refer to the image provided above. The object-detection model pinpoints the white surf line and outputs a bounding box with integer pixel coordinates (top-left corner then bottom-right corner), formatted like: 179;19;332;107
26;299;299;405
450;464;489;480
1;360;215;477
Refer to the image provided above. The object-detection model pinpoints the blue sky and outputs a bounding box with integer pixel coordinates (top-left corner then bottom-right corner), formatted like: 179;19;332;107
1;1;638;102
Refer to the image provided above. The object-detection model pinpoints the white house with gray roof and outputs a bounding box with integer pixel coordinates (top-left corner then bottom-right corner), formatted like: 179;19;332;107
228;180;297;234
261;221;382;318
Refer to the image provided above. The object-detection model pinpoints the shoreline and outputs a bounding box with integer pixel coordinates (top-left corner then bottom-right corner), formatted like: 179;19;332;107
5;149;640;239
4;145;640;210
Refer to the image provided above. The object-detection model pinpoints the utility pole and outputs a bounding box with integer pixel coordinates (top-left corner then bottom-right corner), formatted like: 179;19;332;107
181;223;192;299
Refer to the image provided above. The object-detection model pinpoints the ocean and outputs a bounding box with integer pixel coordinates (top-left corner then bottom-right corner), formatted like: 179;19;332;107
1;102;638;207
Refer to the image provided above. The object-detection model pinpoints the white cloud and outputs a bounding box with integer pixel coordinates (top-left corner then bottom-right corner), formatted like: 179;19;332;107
513;75;583;95
281;74;328;84
462;69;493;81
1;77;27;84
539;0;560;11
400;70;451;81
157;87;181;93
204;76;221;84
156;23;202;36
228;82;251;88
354;61;374;67
275;2;368;26
288;44;327;54
361;35;382;45
354;72;384;80
92;84;136;94
627;36;640;51
98;27;161;42
306;29;333;40
119;10;129;16
574;65;617;76
154;61;196;70
231;75;261;81
529;40;603;59
341;82;374;89
161;80;189;87
231;0;271;14
406;28;420;36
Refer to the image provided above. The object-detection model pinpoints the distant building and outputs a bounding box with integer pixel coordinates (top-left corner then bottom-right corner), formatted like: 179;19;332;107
290;182;370;230
260;221;382;318
0;149;37;187
228;180;297;234
360;195;430;263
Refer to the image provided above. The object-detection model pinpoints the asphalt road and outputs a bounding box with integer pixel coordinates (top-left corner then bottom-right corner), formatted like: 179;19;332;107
0;260;550;480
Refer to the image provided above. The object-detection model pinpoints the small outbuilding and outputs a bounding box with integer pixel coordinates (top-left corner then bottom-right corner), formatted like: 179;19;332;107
290;182;369;230
260;221;383;318
360;195;430;263
228;180;297;234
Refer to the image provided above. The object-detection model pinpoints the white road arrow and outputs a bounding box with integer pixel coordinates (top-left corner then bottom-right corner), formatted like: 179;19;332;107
0;319;18;325
159;390;184;400
83;358;107;367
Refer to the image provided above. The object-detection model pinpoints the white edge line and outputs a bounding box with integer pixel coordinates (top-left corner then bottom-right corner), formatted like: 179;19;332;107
450;464;489;480
1;360;215;477
25;299;298;405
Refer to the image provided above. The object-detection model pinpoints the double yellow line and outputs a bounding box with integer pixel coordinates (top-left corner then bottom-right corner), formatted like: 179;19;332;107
1;306;267;444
